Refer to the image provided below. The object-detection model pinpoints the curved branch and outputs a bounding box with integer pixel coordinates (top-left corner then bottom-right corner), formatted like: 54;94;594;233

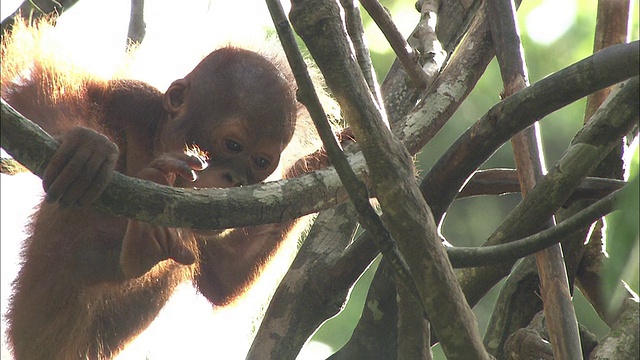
456;76;639;307
448;184;627;268
3;14;636;244
342;176;627;271
0;99;360;230
421;41;639;223
459;168;625;200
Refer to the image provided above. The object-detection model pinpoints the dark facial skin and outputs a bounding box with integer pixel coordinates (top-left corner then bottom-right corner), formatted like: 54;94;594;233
153;48;296;190
158;116;285;190
189;117;283;187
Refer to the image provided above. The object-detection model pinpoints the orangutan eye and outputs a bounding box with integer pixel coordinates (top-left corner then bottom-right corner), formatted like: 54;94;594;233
225;139;243;152
254;156;270;169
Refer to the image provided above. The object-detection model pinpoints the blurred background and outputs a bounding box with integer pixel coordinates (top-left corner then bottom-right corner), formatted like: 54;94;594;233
1;0;638;359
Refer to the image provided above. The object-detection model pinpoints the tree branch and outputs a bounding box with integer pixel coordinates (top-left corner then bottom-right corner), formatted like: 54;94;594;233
247;202;360;359
584;297;639;359
359;0;429;88
339;174;627;271
455;77;639;308
448;184;628;268
126;0;146;49
482;256;544;357
339;0;383;107
267;0;423;310
290;0;490;358
585;0;632;123
0;99;361;229
459;169;625;201
421;41;639;224
397;1;515;155
327;259;397;360
381;0;485;125
486;0;582;357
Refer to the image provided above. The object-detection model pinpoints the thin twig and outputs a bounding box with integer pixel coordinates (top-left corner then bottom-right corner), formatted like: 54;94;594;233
448;184;627;268
408;0;446;83
339;0;383;108
359;0;428;88
459;169;625;200
126;0;146;49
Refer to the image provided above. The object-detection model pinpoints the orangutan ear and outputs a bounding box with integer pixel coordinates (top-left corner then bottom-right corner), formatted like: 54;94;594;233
163;79;190;115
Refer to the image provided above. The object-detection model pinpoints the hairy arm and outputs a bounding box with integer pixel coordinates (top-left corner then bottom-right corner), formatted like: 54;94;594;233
195;220;301;305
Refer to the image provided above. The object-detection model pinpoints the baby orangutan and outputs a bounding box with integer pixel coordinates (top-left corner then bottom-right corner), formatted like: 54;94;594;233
3;28;310;359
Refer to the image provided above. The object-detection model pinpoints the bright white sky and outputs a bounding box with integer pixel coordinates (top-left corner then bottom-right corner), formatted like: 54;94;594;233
524;0;578;45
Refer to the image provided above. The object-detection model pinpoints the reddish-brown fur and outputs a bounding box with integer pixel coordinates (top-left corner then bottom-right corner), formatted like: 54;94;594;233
2;21;314;359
